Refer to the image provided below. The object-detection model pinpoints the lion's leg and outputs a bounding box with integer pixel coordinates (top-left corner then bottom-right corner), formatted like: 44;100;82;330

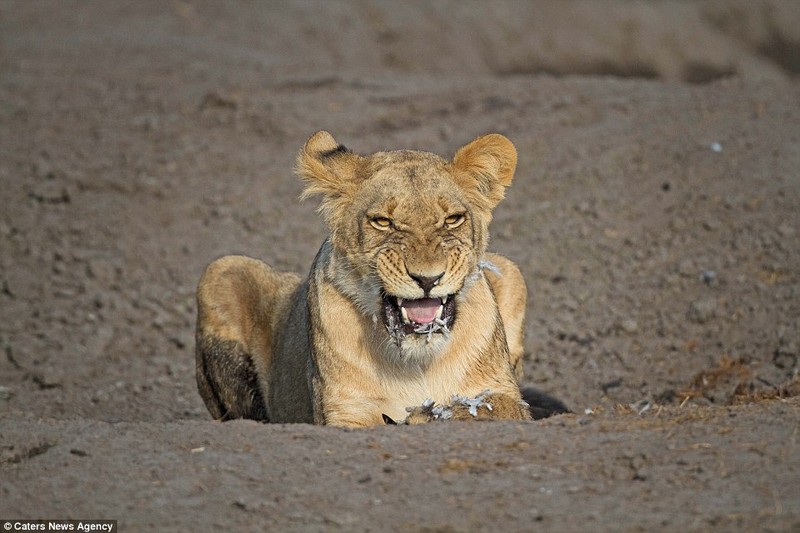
482;253;527;380
195;255;300;421
196;335;268;421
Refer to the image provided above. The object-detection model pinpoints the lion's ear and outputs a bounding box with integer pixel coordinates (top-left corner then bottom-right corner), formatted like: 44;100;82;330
451;134;517;209
296;131;362;203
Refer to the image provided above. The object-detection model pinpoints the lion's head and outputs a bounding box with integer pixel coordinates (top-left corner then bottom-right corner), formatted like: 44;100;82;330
296;131;517;362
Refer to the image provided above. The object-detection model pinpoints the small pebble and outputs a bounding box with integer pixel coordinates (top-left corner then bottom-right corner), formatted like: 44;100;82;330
688;298;717;324
710;142;723;153
777;224;794;237
700;270;717;286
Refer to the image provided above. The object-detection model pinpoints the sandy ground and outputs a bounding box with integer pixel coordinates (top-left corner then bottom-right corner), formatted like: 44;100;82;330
1;1;799;531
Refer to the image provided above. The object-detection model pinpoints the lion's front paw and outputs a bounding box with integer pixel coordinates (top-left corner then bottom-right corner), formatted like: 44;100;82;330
404;390;529;424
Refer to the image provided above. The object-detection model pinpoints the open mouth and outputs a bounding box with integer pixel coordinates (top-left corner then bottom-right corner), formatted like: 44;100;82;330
383;293;456;342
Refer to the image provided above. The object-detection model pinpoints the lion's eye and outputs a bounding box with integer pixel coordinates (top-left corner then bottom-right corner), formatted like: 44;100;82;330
370;216;393;230
444;213;466;228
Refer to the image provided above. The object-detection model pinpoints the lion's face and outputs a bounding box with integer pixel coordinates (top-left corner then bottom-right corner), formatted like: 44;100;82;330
345;153;484;349
296;131;517;362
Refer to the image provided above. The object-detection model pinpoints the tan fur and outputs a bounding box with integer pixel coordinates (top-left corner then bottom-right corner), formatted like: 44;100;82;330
196;131;531;427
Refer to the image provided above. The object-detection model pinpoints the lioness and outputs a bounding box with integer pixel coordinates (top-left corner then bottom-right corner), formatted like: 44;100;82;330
196;131;541;427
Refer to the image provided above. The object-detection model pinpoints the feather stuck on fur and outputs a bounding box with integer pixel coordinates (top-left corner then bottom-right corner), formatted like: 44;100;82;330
413;318;451;342
477;259;502;276
466;258;502;285
407;390;494;421
386;316;450;345
452;390;494;417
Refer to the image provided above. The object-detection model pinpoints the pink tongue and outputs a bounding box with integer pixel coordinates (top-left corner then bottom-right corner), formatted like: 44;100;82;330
403;298;441;324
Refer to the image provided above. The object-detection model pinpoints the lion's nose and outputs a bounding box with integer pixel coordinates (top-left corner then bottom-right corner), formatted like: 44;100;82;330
409;272;444;294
